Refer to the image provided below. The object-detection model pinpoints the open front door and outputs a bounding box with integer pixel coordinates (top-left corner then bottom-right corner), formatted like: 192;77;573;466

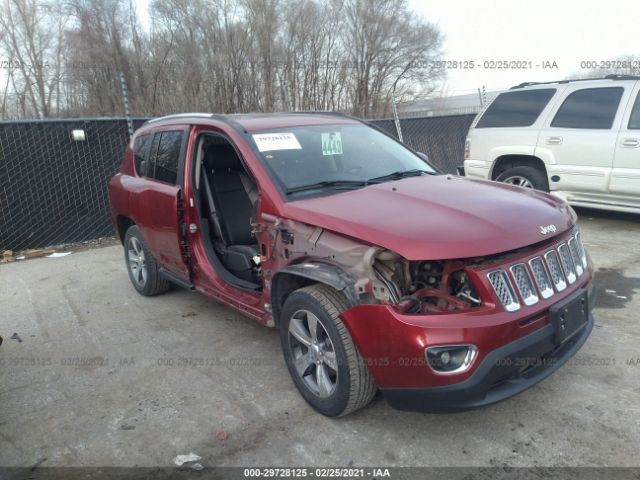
132;127;191;282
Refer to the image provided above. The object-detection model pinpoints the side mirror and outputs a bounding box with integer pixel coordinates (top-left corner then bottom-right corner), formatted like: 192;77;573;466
416;152;429;163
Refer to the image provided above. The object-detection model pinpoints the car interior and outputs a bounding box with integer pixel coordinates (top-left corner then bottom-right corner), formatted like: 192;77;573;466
193;134;261;290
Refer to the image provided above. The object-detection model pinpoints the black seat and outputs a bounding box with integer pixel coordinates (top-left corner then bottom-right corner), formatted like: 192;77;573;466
202;143;259;283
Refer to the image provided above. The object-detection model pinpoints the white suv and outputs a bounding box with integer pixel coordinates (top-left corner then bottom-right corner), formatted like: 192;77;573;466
463;75;640;214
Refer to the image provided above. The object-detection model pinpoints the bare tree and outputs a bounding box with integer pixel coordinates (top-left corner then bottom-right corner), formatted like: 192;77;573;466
0;0;445;118
344;0;443;117
0;0;69;118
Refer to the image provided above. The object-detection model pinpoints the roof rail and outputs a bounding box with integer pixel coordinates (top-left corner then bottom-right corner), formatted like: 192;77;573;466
510;74;640;90
604;74;640;80
285;111;350;117
144;113;215;124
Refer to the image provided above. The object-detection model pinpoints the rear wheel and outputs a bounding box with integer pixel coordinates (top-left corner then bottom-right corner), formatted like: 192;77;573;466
124;226;170;296
496;166;549;192
280;284;376;417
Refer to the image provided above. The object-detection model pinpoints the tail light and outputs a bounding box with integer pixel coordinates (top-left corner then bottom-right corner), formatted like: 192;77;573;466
464;137;470;160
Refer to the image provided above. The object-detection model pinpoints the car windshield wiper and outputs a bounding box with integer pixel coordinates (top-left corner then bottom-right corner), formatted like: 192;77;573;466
285;179;370;195
366;169;432;184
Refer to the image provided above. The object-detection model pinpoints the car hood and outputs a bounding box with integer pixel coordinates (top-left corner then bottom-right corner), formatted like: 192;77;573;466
283;175;576;260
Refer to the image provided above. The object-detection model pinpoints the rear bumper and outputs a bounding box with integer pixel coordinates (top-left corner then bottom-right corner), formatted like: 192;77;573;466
381;308;593;413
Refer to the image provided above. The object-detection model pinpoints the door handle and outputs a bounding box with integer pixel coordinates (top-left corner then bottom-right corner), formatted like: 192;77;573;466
621;138;640;148
546;136;563;145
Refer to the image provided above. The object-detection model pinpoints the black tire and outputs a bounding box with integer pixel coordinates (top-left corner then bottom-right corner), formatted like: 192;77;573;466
496;165;549;192
123;225;171;296
280;284;376;417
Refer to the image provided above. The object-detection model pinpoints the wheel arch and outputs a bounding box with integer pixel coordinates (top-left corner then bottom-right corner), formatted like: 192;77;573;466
271;262;358;328
116;215;136;244
490;154;548;180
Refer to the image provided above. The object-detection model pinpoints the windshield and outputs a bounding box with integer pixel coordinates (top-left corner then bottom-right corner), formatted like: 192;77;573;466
250;124;436;196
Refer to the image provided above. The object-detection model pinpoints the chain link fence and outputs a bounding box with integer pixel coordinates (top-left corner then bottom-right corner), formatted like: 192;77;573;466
0;113;476;252
373;113;476;174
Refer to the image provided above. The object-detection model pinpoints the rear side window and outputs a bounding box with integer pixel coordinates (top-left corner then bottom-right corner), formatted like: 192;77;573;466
551;87;623;129
476;89;556;128
628;91;640;129
149;131;183;184
133;134;152;175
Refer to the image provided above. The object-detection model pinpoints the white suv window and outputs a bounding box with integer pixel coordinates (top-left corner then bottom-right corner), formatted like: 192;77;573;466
476;88;556;128
629;92;640;130
551;87;623;129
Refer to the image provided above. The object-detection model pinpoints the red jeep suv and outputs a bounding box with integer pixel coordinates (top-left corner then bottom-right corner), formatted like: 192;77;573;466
108;113;594;416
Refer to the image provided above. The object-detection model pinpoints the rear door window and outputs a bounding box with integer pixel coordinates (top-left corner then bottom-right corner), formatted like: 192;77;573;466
476;88;556;128
149;131;183;184
628;91;640;129
133;134;152;175
551;87;624;129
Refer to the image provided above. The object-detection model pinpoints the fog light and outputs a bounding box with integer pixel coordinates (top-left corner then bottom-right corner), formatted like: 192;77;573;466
425;345;478;374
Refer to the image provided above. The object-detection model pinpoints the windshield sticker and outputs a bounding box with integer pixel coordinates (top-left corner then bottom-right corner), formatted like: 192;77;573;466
252;133;302;152
322;132;343;156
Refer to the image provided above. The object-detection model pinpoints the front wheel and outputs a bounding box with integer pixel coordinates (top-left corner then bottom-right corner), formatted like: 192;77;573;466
496;166;549;192
280;284;376;417
124;226;170;296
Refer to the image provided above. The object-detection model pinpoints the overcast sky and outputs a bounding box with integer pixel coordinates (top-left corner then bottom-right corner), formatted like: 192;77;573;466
408;0;639;95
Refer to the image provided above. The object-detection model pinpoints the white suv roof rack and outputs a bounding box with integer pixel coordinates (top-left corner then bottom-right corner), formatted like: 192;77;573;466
510;74;640;90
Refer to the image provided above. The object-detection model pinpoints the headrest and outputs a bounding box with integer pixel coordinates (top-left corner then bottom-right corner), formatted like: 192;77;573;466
204;143;242;171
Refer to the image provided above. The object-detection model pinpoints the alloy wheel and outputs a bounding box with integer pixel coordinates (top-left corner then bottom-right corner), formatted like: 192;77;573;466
288;309;338;398
502;175;534;188
127;237;147;287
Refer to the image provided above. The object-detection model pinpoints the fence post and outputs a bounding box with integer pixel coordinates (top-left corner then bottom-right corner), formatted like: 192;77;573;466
119;72;134;139
392;94;403;142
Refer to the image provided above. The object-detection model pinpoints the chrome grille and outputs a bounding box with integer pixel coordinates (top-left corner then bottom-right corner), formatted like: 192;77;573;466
544;250;567;292
510;263;539;306
487;270;520;312
486;231;588;312
558;243;577;284
568;237;584;277
528;257;554;299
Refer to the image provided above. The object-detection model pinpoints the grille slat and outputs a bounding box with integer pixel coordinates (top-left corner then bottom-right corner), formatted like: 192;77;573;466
568;238;584;277
544;250;567;292
528;257;554;299
558;243;577;284
575;232;588;268
487;270;520;312
510;263;539;306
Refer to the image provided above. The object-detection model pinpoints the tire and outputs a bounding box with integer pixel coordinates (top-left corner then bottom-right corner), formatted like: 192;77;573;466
496;166;549;192
123;225;171;296
280;284;376;417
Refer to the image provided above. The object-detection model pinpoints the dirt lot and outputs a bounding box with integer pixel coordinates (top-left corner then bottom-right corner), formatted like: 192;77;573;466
0;208;639;468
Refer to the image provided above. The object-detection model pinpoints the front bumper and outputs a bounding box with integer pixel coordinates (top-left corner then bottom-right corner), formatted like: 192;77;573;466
381;304;593;413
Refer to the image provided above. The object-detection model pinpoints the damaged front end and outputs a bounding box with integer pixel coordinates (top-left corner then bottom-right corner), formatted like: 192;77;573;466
260;215;486;319
358;252;484;314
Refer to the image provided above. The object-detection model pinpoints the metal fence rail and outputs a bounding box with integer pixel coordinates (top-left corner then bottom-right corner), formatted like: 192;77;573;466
0;113;476;251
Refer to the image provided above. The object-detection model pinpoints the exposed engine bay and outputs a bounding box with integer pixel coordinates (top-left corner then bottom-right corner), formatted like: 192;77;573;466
371;254;482;314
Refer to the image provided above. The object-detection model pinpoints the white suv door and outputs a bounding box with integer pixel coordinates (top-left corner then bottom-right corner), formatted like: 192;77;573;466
610;82;640;199
535;84;632;194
